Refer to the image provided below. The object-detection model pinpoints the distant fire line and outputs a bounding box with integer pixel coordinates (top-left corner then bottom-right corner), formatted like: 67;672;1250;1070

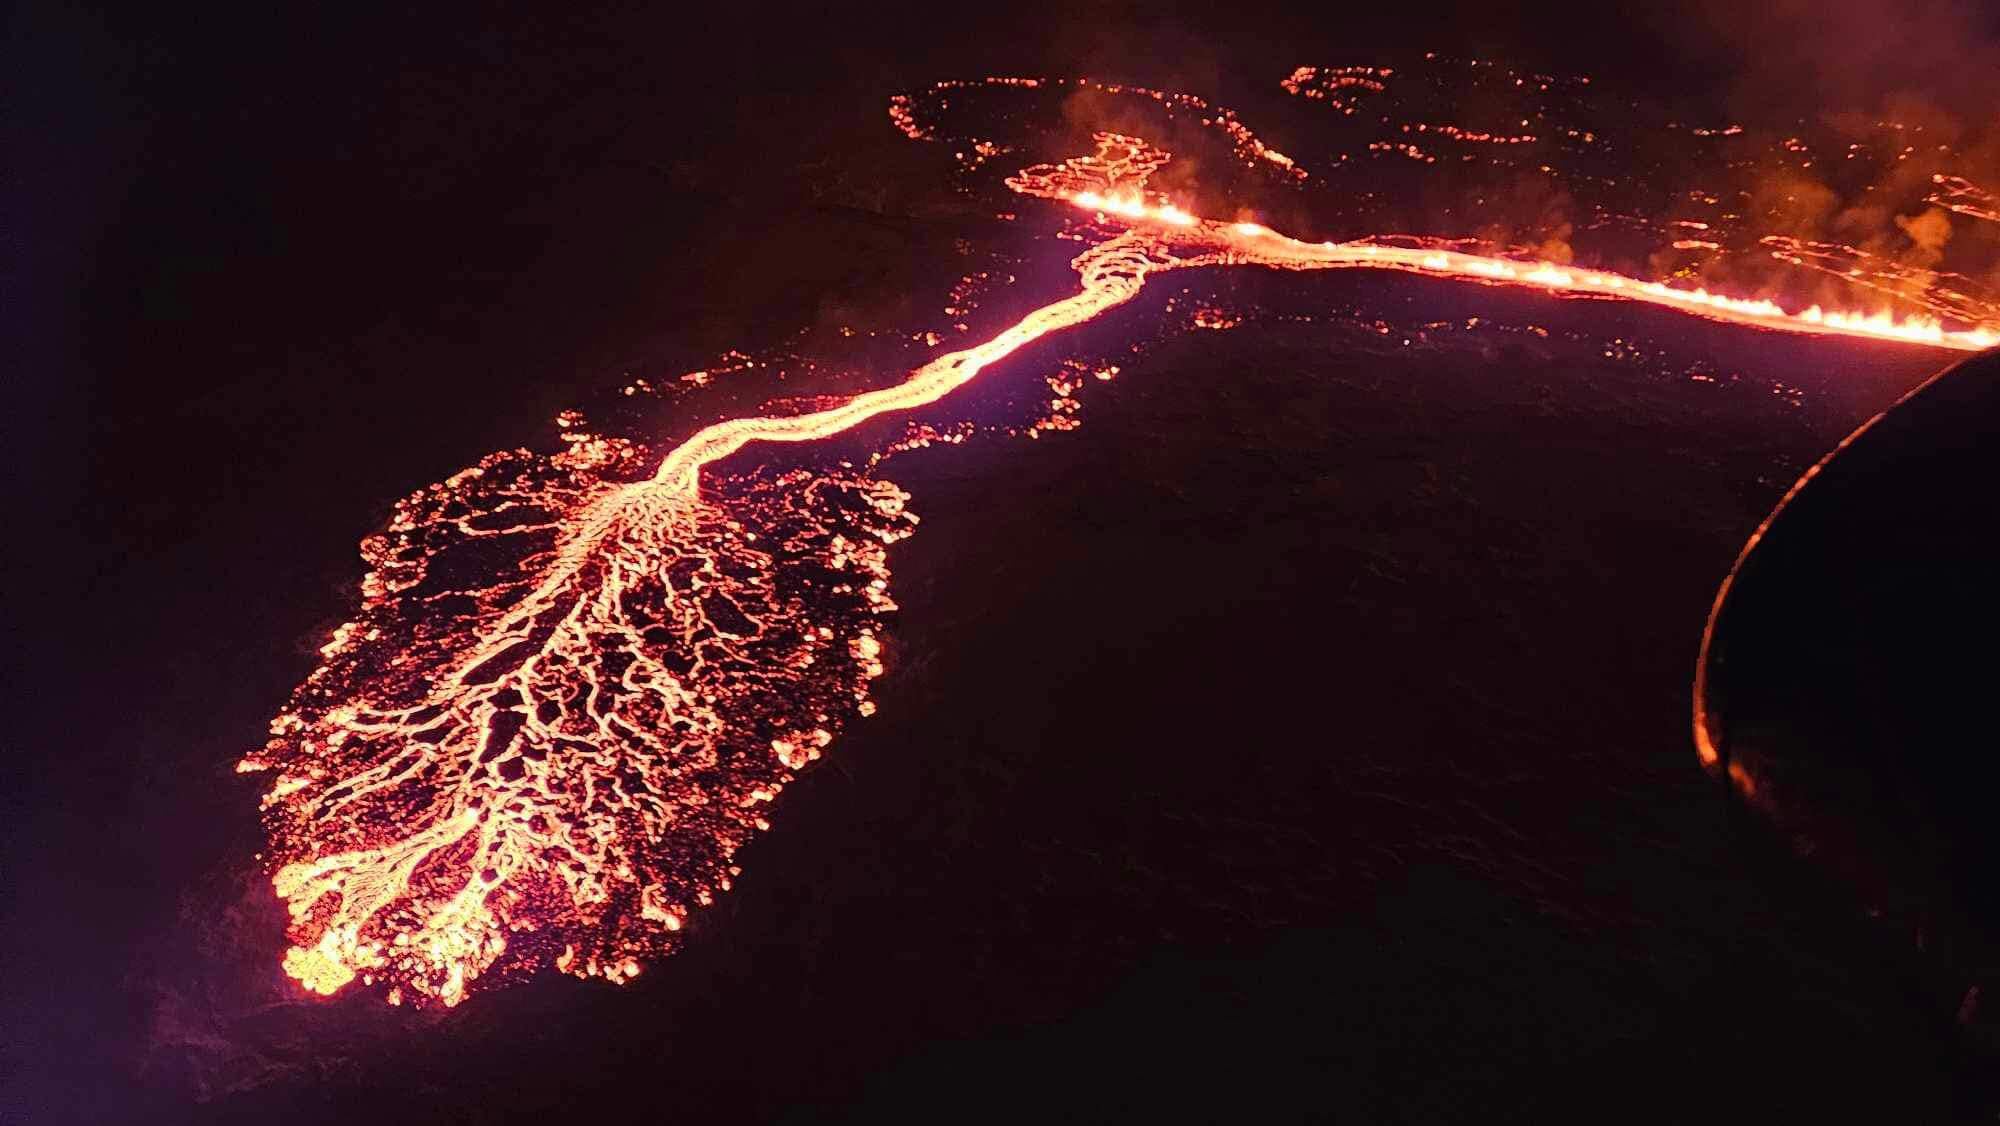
658;152;1993;495
1056;190;1999;354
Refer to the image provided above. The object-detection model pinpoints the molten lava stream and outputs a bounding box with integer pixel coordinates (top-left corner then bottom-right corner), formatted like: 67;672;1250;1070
652;233;1172;494
243;230;1175;1007
1035;183;1998;351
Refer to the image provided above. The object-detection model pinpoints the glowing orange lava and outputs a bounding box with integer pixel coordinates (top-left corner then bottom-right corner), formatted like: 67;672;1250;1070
244;217;1178;1007
248;85;1998;1009
1014;137;1998;353
243;451;921;1005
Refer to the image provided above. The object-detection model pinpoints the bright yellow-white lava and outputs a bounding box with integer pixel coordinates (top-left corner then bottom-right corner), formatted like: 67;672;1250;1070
649;228;1171;496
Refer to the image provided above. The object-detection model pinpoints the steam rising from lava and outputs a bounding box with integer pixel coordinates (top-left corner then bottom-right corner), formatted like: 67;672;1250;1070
243;63;2000;1008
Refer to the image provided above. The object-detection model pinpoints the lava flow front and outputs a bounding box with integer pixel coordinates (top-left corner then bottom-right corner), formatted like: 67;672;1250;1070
240;203;1181;1007
245;75;2000;1008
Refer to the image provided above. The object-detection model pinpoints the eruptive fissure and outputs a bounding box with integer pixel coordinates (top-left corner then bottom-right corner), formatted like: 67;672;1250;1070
245;70;2000;1008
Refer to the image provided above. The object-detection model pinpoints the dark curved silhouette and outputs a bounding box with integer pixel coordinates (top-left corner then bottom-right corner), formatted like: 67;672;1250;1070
1696;347;2000;986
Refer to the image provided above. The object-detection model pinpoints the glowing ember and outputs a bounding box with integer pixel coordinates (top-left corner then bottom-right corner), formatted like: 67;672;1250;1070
248;68;1999;1008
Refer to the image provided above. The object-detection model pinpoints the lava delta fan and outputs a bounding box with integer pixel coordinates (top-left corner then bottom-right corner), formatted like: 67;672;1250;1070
242;442;915;1007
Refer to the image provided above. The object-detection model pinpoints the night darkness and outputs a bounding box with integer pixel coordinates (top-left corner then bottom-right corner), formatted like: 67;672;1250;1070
10;2;2000;1122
